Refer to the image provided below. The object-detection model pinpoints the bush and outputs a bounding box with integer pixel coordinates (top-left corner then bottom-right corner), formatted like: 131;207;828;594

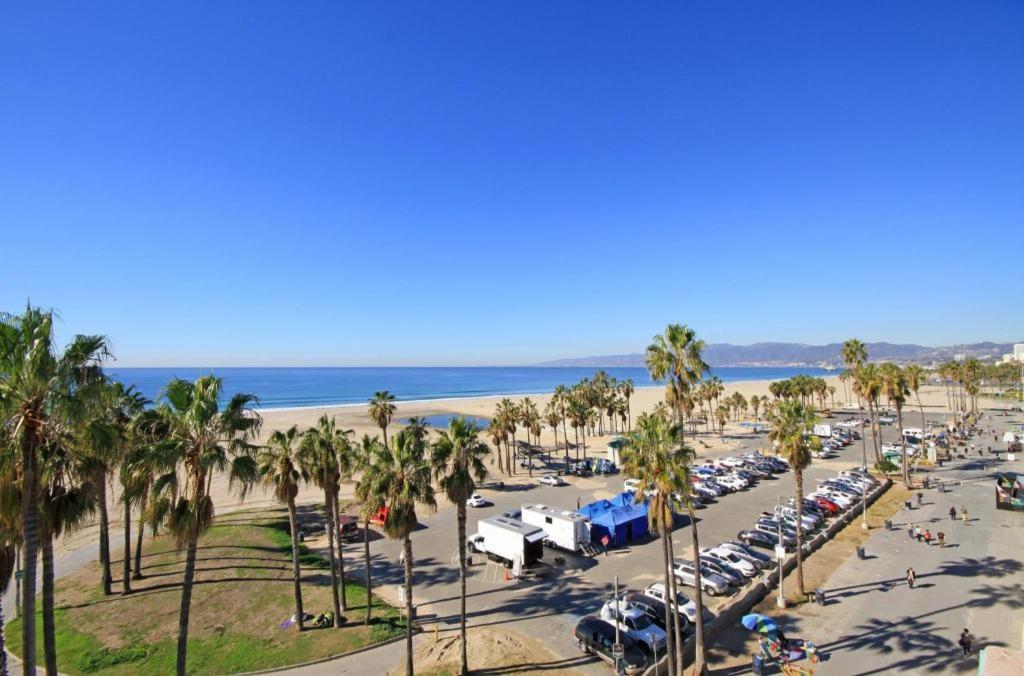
874;458;899;473
78;645;153;672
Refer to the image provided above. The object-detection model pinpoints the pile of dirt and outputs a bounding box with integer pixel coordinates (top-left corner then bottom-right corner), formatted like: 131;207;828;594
402;626;578;675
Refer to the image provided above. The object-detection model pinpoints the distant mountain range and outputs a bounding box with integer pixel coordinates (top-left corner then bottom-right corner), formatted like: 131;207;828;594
537;341;1018;368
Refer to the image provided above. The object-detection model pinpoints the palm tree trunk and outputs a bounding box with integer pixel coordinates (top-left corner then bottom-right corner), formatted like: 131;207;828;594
573;428;580;462
457;504;469;676
581;427;587;460
332;491;347;613
363;517;373;626
41;526;57;676
122;501;132;594
659;524;676;676
688;504;708;676
665;512;684;675
382;426;389;449
99;477;112;596
324;490;342;625
20;424;39;673
402;535;414;676
897;405;909;486
561;416;569;458
867;400;881;465
287;498;305;631
794;471;805;597
133;491;147;579
1;588;8;676
175;531;199;676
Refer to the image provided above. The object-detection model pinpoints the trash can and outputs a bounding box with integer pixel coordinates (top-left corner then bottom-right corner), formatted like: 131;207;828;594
752;653;765;676
884;519;893;531
814;588;826;606
904;500;912;510
466;555;473;567
856;546;866;560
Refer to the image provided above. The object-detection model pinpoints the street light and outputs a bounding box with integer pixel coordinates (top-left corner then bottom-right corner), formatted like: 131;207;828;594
775;495;786;608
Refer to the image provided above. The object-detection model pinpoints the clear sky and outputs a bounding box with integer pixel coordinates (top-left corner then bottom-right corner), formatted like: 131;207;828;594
2;2;1022;366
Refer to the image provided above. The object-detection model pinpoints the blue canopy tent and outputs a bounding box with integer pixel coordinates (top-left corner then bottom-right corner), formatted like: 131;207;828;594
579;492;649;546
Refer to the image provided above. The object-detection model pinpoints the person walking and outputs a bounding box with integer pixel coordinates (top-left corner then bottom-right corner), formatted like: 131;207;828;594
949;506;957;521
924;529;933;546
959;628;973;657
914;525;923;543
906;567;916;589
962;506;969;525
937;531;946;548
907;522;915;540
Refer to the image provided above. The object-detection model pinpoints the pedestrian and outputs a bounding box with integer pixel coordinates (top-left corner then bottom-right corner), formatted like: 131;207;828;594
949;506;957;521
959;628;973;657
917;492;923;506
906;567;916;589
938;531;945;548
924;529;932;546
907;522;915;540
962;506;969;524
915;525;923;542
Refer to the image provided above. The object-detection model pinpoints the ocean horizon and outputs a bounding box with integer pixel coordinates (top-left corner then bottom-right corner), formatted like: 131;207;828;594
106;366;833;410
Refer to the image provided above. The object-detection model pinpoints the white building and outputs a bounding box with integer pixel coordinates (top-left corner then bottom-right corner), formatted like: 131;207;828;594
1001;343;1024;363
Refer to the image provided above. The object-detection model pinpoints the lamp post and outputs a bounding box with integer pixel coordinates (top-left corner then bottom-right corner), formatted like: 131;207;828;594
775;495;786;608
613;573;621;673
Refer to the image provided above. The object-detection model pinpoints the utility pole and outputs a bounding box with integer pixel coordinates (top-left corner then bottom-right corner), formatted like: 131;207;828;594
776;495;786;608
613;573;621;672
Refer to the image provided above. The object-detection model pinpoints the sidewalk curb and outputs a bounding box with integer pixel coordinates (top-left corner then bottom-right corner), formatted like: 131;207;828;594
234;626;422;675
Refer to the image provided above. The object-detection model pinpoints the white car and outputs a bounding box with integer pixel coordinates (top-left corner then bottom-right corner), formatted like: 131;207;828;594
669;559;728;596
538;474;565;486
643;583;708;624
599;604;667;653
702;547;758;577
839;470;878;486
719;457;746;468
466;493;486;508
716;474;747;491
623;478;642;492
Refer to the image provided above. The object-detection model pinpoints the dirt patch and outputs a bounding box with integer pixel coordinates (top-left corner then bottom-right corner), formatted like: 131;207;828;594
399;626;583;676
707;481;911;673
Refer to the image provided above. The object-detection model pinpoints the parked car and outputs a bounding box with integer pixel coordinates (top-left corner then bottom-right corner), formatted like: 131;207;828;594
809;495;841;514
538;474;565;486
754;522;796;547
573;616;647;674
599;606;668;654
720;540;773;567
670;559;728;596
702;547;759;577
617;592;681;632
697;557;744;586
736;529;781;551
466;493;486;508
642;583;711;625
691;483;718;501
502;509;522;520
716;474;747;491
733;469;759;484
695;479;726;497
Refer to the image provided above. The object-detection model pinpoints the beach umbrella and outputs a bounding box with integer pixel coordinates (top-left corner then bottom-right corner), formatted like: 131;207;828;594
740;613;778;634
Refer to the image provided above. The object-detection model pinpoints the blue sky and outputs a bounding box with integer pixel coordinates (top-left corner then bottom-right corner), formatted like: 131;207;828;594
2;2;1022;366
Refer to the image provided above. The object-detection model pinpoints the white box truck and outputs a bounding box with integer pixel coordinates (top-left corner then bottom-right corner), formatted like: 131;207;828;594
520;504;589;552
468;516;546;567
812;424;833;438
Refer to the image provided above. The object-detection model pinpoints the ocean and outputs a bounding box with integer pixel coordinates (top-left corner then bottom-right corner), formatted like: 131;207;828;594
106;366;832;410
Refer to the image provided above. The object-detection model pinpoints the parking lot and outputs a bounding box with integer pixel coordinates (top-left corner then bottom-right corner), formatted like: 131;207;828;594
336;412;907;673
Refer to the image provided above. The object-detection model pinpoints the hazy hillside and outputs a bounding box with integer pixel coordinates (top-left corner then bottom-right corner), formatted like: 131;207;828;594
537;341;1017;367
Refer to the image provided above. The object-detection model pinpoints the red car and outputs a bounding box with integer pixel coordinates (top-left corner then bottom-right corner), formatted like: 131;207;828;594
813;496;840;514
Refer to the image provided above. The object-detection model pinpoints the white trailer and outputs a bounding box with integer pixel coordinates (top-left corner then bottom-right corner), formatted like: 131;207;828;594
471;516;546;567
520;503;589;552
812;423;833;438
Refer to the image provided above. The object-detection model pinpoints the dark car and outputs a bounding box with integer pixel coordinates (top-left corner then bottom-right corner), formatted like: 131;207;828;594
573;616;647;674
733;469;759;484
337;514;360;542
623;592;688;633
738;528;782;551
722;540;774;567
699;558;744;586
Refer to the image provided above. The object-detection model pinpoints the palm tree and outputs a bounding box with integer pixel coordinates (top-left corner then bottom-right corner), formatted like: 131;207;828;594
121;407;172;581
368;391;397;447
620;379;635;431
431;418;489;675
485;418;506;475
259;425;310;630
620;411;694;676
497;399;520;475
646;324;709;444
905;365;927;445
302;414;353;625
856;363;883;467
543;400;561;461
880;363;912;485
0;519;16;676
768;400;819;597
353;434;385;625
0;306;109;674
365;427;436;676
155;376;261;676
554;384;571;457
104;382;149;595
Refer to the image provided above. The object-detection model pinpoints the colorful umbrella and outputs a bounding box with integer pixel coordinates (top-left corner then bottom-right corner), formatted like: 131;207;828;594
740;613;779;634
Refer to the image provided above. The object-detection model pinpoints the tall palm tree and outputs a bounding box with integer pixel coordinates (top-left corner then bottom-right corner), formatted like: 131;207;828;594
497;399;520;475
856;363;883;467
768;400;819;597
121;407;173;581
353;434;385;625
485;418;506;475
259;425;310;630
544;400;561;461
301;415;353;625
0;306;109;674
155;376;261;676
620;411;693;676
368;391;397;447
554;384;571;457
105;382;148;595
880;363;912;485
431;418;489;676
620;379;635;431
905;365;927;445
365;428;436;676
646;324;709;444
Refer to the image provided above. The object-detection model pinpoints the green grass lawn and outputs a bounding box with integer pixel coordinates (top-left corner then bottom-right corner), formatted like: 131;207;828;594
8;508;408;675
